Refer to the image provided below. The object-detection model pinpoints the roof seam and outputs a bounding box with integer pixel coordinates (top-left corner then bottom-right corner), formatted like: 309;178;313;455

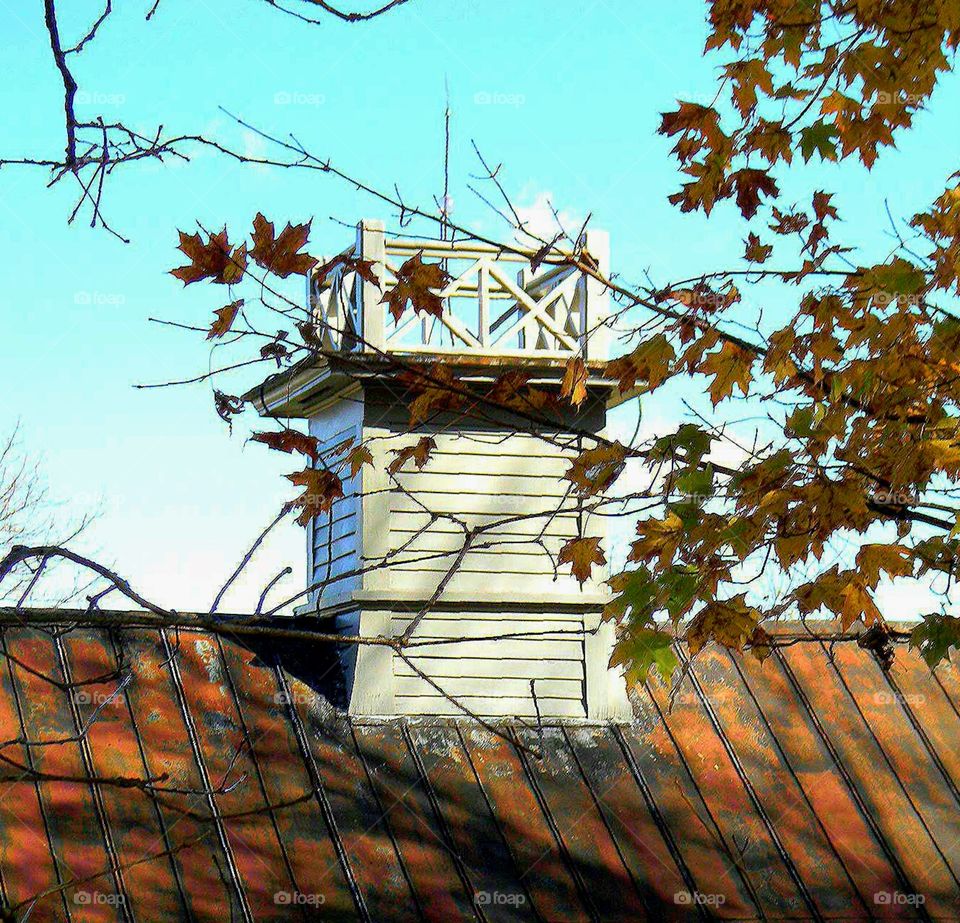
54;634;134;923
211;637;306;917
1;628;73;923
273;670;370;921
774;647;934;923
106;631;193;919
677;648;824;922
728;653;873;918
160;629;254;923
610;725;711;922
508;727;601;923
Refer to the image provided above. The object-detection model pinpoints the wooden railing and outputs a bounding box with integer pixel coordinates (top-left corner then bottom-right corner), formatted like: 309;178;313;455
308;220;610;360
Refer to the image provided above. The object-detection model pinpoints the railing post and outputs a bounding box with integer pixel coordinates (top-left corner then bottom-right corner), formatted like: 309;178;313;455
581;228;610;361
357;219;386;353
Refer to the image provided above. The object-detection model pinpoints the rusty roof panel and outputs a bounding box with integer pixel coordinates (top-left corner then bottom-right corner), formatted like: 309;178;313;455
0;623;957;921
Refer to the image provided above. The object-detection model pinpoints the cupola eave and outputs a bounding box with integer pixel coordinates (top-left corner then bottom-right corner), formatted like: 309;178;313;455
245;352;620;420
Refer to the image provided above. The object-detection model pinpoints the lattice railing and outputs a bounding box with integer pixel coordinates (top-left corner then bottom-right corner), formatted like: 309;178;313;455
307;220;610;360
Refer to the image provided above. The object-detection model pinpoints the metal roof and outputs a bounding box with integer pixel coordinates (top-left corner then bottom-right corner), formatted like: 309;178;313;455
0;621;956;921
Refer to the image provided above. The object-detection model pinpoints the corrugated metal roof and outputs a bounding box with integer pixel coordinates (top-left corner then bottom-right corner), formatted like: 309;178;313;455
0;621;956;921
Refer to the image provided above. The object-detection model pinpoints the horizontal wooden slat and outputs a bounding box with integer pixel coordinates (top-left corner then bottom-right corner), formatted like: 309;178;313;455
377;571;586;593
396;657;585;679
383;554;568;578
393;617;586;638
396;638;583;660
394;676;583;699
390;515;584;539
391;493;582;516
393;472;570;498
394;696;586;718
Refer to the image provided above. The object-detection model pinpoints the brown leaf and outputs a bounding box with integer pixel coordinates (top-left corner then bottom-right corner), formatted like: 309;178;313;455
743;232;773;264
560;356;588;407
388;436;437;475
686;595;760;653
381;252;451;321
698;341;755;404
171;229;245;286
286;467;344;527
214;390;244;428
729;168;779;219
559;536;606;585
839;578;882;630
207;299;244;339
565;442;628;496
249;213;318;278
250;429;319;461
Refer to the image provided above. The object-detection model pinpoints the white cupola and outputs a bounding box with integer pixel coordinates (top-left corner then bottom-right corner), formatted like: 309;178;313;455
251;220;630;720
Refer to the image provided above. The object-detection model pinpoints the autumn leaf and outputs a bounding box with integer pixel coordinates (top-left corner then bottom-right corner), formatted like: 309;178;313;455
686;595;760;654
314;254;381;289
250;429;319;461
611;628;678;685
345;444;374;478
856;544;914;589
604;334;675;394
799;121;840;162
698;341;755;404
286;467;344;527
560;356;588;407
559;536;606;585
381;252;451;321
207;299;243;339
171;229;246;285
400;362;466;425
743;232;773;264
630;512;684;570
213;390;244;428
249;213;318;278
388;436;437;475
839;578;882;630
729;168;779;219
564;442;627;496
910;614;960;667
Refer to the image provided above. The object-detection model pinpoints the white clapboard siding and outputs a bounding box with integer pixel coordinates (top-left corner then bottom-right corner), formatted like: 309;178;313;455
379;428;602;599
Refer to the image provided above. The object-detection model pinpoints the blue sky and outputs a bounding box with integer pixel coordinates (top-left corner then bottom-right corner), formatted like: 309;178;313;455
1;1;958;612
